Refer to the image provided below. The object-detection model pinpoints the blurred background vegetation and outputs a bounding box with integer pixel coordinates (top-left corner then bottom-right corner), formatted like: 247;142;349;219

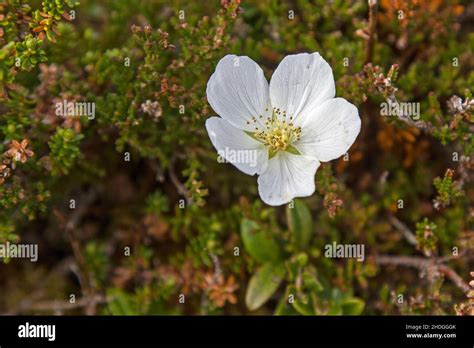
0;0;473;315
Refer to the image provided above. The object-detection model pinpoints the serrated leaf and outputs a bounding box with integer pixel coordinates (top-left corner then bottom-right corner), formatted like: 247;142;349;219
342;298;365;315
286;199;312;250
241;218;281;263
245;263;285;311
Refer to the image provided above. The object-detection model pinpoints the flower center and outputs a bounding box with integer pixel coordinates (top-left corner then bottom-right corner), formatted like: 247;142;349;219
246;107;302;157
256;120;301;151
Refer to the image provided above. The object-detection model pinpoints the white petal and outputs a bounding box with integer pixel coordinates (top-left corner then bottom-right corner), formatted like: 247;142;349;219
257;152;320;206
269;52;335;126
206;55;270;131
206;117;268;176
295;98;361;162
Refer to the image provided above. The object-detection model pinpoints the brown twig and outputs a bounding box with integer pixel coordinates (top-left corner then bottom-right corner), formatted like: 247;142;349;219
382;213;472;294
375;255;470;294
458;155;473;188
168;156;192;205
3;257;75;315
149;160;165;182
386;94;435;133
365;0;378;64
438;264;471;294
208;251;222;281
27;295;111;313
56;189;98;315
387;214;418;246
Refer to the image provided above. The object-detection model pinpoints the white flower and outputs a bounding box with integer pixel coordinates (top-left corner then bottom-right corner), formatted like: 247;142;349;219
205;53;361;206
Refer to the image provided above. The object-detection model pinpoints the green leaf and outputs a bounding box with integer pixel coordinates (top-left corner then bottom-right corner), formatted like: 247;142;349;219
106;288;137;315
245;262;286;311
286;199;313;250
342;298;365;315
274;289;298;315
327;303;343;315
292;296;315;315
241;218;282;263
286;284;317;315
